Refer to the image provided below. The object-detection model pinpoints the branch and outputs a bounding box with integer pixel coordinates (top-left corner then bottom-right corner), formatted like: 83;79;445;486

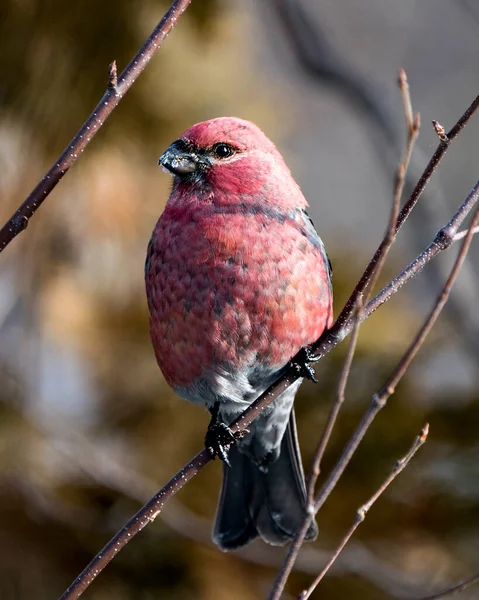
305;68;419;506
327;88;479;344
305;297;363;507
0;0;192;254
268;199;479;600
299;424;429;600
453;225;479;241
417;571;479;599
315;178;479;359
57;448;210;600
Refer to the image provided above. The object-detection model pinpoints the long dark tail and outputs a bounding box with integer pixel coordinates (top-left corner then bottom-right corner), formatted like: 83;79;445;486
213;410;318;550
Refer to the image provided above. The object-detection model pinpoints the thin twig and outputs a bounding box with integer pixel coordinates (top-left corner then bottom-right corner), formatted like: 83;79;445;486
300;424;429;600
268;201;479;600
325;89;479;347
398;68;414;130
318;193;479;508
0;0;192;253
314;179;479;359
305;69;419;508
306;296;363;507
57;449;211;600
365;69;420;299
453;225;479;241
417;571;479;599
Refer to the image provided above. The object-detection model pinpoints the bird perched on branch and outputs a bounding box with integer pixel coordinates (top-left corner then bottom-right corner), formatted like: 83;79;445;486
145;117;333;550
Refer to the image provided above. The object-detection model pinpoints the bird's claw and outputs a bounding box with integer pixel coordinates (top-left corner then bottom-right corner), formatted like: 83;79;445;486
205;402;250;466
291;346;319;383
205;420;235;466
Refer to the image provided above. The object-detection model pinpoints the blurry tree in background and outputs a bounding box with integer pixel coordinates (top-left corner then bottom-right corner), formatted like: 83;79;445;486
1;1;479;599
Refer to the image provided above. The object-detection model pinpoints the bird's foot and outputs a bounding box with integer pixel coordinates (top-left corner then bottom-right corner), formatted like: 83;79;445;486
291;346;319;383
205;405;249;467
205;420;235;467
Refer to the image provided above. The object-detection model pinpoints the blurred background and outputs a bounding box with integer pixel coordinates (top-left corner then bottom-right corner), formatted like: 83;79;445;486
1;0;479;598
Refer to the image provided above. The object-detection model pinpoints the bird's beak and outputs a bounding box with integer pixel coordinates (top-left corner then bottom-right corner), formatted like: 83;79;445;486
159;142;199;176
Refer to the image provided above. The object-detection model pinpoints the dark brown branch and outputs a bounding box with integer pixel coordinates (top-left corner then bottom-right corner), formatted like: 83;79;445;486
0;0;192;254
268;199;479;600
300;424;429;600
35;415;425;597
58;449;211;600
417;571;479;599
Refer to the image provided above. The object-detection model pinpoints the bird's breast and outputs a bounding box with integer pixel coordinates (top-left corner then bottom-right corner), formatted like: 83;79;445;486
145;206;332;394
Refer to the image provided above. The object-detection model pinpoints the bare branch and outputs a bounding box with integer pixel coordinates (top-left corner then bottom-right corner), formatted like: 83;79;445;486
453;225;479;241
58;449;211;600
417;571;479;600
360;180;479;328
398;68;414;131
300;424;429;600
315;201;479;514
328;89;479;343
306;297;363;507
365;70;419;298
0;0;192;253
314;178;479;360
305;68;419;508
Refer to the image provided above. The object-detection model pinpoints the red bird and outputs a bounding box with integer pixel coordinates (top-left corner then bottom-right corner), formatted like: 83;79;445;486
145;117;333;550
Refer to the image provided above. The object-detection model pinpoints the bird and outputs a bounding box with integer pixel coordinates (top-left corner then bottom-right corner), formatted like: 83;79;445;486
145;117;333;550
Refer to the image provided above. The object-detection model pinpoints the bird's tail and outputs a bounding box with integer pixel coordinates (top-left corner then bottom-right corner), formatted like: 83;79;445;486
213;410;318;550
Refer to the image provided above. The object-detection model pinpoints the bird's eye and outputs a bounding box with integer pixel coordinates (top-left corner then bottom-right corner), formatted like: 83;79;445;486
212;143;235;159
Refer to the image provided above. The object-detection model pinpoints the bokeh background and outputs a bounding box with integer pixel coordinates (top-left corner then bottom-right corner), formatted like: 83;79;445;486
1;1;479;598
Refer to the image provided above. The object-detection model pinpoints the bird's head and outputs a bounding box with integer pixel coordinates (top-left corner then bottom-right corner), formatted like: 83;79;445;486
158;117;305;208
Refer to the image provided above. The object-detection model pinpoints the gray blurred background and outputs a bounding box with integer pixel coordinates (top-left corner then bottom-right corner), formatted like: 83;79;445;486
1;1;479;598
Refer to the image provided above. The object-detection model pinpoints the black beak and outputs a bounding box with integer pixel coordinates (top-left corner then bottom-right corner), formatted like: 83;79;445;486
159;141;201;176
